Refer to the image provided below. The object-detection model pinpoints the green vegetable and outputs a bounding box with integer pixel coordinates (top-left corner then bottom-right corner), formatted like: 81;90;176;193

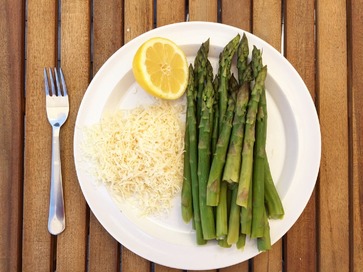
198;78;216;240
236;65;267;207
186;65;206;245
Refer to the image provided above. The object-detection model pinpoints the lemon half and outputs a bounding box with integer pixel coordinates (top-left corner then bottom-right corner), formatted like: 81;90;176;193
132;37;189;100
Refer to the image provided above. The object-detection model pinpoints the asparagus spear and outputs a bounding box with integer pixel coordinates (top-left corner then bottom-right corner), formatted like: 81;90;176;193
237;33;250;84
261;85;284;219
186;65;206;245
222;77;250;184
264;156;284;219
240;179;253;235
181;119;193;223
206;80;237;206
194;39;210;123
227;185;240;245
252;45;263;79
257;209;272;251
222;45;255;184
236;65;267;207
211;74;219;155
236;233;246;250
216;181;228;239
217;34;240;130
251;87;267;238
198;78;216;240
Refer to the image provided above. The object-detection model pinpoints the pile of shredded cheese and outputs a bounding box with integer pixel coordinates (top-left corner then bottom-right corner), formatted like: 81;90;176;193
82;101;185;215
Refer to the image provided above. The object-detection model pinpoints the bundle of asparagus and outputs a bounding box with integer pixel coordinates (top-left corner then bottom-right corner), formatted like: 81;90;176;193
181;34;284;251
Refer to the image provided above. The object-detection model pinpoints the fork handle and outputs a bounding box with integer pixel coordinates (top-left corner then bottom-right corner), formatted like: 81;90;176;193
48;126;66;235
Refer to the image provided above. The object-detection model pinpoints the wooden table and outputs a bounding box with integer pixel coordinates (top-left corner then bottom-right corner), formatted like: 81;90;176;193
1;0;362;271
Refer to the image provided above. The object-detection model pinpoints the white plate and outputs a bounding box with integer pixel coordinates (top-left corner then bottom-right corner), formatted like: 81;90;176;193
74;22;321;270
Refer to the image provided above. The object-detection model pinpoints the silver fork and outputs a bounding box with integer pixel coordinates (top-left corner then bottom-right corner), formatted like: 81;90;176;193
44;67;69;235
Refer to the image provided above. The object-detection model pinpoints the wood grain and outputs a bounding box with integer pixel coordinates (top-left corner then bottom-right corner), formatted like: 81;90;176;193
221;0;251;31
220;262;249;272
252;0;282;51
121;248;150;272
252;240;283;272
124;0;154;43
189;0;218;22
0;1;24;271
88;1;123;271
22;0;57;271
156;0;185;26
349;0;363;270
284;1;317;271
56;0;90;271
316;0;349;271
155;264;182;272
251;1;283;271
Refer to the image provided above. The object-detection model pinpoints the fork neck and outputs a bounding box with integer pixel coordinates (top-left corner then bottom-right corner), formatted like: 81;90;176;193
52;125;61;137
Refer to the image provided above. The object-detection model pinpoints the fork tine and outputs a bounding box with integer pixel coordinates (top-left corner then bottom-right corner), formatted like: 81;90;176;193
59;68;68;96
54;68;62;96
48;68;56;96
44;68;50;96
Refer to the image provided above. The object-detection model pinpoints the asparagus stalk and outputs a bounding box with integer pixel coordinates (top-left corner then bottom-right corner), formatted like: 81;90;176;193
211;74;219;155
236;233;246;250
206;83;236;206
216;181;228;239
261;86;284;219
236;64;267;207
227;185;241;245
198;78;216;240
257;209;272;251
222;50;254;184
237;33;250;84
240;179;253;235
194;39;210;123
222;80;250;184
218;237;232;248
186;65;206;245
181;119;193;223
217;34;240;129
252;45;263;79
250;88;267;238
265;153;285;219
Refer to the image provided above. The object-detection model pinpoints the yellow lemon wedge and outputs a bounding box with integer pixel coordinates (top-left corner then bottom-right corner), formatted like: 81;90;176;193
132;37;189;100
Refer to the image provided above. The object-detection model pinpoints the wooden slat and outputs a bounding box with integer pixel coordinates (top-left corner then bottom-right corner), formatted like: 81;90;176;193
55;1;90;271
22;0;57;270
252;0;281;51
316;0;349;271
93;0;123;73
154;264;182;272
349;0;363;270
121;248;150;272
0;1;24;271
154;2;185;272
284;1;317;271
121;1;154;270
221;0;251;31
124;0;154;44
251;1;282;271
88;1;123;271
156;0;185;26
189;0;218;22
220;262;249;272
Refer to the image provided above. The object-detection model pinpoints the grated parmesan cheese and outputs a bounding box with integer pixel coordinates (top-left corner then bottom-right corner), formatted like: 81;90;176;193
82;101;185;215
